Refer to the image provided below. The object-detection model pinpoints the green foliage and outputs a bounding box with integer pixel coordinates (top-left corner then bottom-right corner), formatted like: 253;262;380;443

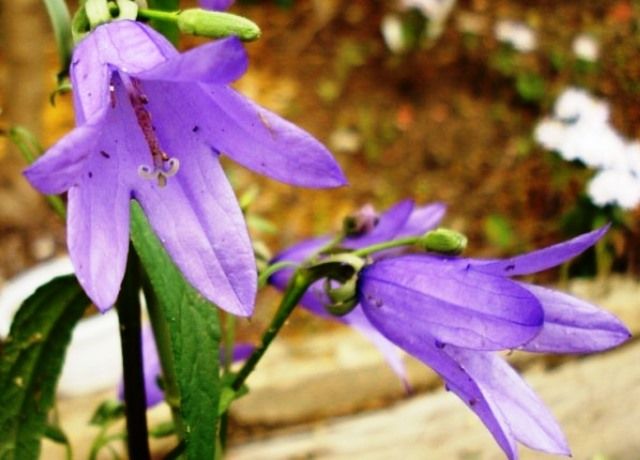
515;73;545;102
148;0;180;44
130;203;221;460
0;276;89;460
42;0;73;81
483;214;516;251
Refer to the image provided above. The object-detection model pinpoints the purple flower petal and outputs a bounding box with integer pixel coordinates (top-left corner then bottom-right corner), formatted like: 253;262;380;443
200;0;234;10
519;283;631;353
360;256;544;350
382;334;518;457
201;85;346;188
66;110;132;311
343;200;414;248
135;37;247;84
24;111;105;194
341;307;409;387
271;236;330;267
71;21;175;123
133;85;256;315
472;226;609;277
395;202;447;238
446;347;571;457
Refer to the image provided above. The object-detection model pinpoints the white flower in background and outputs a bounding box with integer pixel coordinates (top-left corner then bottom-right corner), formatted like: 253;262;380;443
535;87;640;209
381;14;407;53
494;20;537;52
588;169;640;209
553;87;609;125
572;33;599;62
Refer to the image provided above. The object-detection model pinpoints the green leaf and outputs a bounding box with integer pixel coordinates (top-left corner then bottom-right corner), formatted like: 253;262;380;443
43;424;72;460
148;0;180;44
89;400;125;427
42;0;74;81
0;276;89;460
130;203;221;460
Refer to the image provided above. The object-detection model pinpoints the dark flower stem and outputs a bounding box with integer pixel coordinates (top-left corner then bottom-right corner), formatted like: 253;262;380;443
116;250;151;460
231;268;314;391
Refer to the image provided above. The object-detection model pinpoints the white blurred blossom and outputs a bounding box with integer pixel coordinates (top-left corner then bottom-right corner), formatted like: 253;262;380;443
535;87;640;209
553;87;609;125
381;14;407;53
588;169;640;209
494;20;537;52
572;34;599;62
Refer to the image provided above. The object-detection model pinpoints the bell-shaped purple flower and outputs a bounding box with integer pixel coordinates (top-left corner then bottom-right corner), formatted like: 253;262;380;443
358;226;630;459
270;200;447;384
25;21;345;316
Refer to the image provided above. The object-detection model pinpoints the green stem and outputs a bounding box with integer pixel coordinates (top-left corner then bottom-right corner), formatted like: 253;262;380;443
116;250;151;460
231;269;314;391
353;236;419;257
138;7;179;22
222;312;236;374
142;277;185;439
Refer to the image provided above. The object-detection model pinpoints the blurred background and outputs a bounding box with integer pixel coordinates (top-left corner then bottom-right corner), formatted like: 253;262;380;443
1;0;640;458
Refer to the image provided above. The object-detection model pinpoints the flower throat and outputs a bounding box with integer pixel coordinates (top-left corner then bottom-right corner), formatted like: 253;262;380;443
120;76;180;187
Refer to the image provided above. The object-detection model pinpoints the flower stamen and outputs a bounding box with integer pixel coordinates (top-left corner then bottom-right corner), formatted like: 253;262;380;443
137;157;180;188
120;74;180;186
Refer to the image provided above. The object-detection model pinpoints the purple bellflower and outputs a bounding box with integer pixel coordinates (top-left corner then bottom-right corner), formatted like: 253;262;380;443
271;204;630;459
117;326;254;407
270;200;447;384
24;20;345;316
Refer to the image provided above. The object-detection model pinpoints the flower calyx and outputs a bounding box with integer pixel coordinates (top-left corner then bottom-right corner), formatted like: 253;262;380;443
306;253;366;317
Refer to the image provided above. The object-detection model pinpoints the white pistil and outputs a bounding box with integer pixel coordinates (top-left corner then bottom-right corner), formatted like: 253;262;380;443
137;157;180;187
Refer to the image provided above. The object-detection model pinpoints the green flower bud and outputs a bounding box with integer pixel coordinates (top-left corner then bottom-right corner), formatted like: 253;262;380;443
176;9;261;41
420;228;468;255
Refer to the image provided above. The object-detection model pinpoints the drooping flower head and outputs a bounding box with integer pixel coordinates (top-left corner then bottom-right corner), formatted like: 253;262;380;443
270;200;447;384
358;226;630;459
25;20;345;316
271;203;630;459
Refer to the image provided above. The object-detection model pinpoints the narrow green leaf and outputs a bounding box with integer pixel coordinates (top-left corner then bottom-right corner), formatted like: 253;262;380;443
89;400;125;427
42;0;74;81
130;203;221;460
0;275;89;460
43;424;72;460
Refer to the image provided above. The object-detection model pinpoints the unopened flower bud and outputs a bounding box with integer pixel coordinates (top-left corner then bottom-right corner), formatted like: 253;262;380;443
420;228;467;255
177;9;261;41
343;204;379;237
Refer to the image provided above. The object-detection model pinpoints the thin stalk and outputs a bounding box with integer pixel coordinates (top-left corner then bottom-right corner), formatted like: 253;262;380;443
116;250;151;460
138;7;179;22
353;236;419;257
231;269;314;391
